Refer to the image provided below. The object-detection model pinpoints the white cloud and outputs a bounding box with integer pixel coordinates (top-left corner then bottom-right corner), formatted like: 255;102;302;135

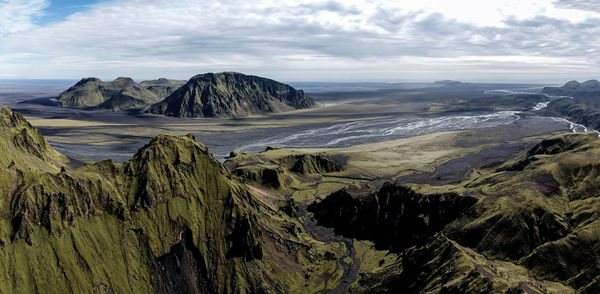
0;0;48;35
0;0;599;81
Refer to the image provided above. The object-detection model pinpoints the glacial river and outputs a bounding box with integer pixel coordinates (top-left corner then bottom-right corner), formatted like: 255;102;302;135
2;82;596;162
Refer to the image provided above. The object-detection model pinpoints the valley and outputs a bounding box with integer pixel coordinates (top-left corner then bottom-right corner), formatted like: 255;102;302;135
1;78;599;293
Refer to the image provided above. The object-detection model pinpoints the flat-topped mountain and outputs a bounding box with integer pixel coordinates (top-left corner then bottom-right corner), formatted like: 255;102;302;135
542;80;600;98
148;72;315;118
139;78;187;98
57;77;185;111
434;80;463;85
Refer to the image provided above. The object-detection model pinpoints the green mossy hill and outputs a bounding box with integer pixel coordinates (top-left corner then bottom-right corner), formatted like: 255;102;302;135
226;151;344;189
0;109;305;293
57;77;184;111
0;130;271;292
527;132;596;155
147;72;315;118
279;154;343;175
393;234;573;293
446;133;600;291
0;108;374;293
500;133;597;171
309;181;575;293
0;106;67;172
231;165;288;189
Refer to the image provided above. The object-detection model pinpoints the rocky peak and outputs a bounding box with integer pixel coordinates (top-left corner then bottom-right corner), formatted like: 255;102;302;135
564;80;581;88
582;79;600;88
113;77;136;86
0;106;29;129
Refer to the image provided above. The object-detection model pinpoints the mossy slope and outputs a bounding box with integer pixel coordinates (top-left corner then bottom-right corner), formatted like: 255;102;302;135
0;107;325;293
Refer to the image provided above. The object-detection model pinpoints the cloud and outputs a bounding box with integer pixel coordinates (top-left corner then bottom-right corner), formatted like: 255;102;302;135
554;0;600;12
0;0;48;35
0;0;599;81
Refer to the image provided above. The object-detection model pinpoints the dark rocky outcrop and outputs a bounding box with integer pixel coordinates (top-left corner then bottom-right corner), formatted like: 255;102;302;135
308;183;477;251
148;72;314;118
153;230;212;294
279;198;299;218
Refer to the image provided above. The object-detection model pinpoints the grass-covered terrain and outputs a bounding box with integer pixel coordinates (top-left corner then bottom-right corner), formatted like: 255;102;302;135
2;79;595;293
0;107;373;293
223;120;600;292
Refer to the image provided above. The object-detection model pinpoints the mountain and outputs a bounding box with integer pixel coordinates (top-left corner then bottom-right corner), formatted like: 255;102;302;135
147;72;315;118
542;80;600;98
0;107;358;293
6;103;600;293
57;77;184;111
306;133;600;292
0;107;265;292
139;78;187;98
540;80;600;130
434;80;463;85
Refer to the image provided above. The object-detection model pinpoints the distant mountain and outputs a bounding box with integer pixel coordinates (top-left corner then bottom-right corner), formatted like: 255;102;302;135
148;72;314;118
57;77;185;111
139;78;186;98
434;80;463;85
540;80;600;130
542;80;600;98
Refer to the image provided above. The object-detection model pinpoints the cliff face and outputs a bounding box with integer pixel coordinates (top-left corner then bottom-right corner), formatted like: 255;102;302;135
57;77;184;111
148;72;314;118
308;183;478;251
0;108;273;293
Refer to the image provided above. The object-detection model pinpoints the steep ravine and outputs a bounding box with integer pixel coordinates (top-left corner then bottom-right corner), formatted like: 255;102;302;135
296;202;360;294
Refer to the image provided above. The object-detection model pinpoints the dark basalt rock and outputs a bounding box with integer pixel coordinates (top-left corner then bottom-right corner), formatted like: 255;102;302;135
308;182;477;251
153;230;213;294
279;198;299;218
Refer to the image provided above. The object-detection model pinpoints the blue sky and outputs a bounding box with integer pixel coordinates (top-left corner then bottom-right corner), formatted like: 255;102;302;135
36;0;103;25
1;0;600;82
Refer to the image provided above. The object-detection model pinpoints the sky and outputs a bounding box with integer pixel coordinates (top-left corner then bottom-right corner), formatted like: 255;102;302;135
1;0;600;82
